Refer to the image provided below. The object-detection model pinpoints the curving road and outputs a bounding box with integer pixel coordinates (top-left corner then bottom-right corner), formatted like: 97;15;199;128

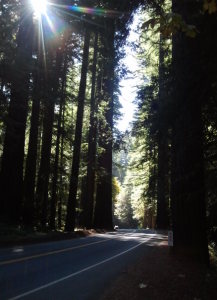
0;229;166;300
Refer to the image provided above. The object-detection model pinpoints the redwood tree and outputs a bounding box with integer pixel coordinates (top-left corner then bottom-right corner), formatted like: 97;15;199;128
171;0;209;263
65;27;91;231
0;2;33;224
82;31;99;229
93;19;115;230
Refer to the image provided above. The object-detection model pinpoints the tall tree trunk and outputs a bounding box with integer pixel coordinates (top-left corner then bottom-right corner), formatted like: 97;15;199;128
36;50;62;228
171;0;209;263
146;142;157;229
82;31;99;229
65;28;90;232
156;34;169;229
49;49;67;230
58;114;65;230
0;3;33;224
93;21;114;230
35;87;54;228
23;57;41;227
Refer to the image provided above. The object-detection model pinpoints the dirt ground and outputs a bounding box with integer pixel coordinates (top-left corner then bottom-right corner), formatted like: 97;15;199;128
101;239;217;300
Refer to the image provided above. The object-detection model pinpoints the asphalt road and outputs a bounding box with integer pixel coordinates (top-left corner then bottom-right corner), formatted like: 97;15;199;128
0;229;166;300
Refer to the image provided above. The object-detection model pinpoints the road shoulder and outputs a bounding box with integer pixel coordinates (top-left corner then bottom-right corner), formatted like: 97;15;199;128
101;241;217;300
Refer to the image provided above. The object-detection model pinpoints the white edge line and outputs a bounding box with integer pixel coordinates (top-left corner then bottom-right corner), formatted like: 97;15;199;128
9;235;156;300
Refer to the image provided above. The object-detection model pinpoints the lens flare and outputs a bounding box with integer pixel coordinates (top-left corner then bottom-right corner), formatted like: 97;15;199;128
47;3;122;18
31;0;47;17
68;5;120;17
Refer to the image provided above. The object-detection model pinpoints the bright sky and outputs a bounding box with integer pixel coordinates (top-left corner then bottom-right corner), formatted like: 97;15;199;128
117;14;141;132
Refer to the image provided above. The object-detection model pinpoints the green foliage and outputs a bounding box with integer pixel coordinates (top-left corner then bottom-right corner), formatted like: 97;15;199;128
112;177;121;203
114;189;138;228
142;13;198;38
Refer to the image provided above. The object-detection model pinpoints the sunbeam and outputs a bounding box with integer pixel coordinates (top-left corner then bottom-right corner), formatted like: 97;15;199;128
30;1;123;72
39;19;47;70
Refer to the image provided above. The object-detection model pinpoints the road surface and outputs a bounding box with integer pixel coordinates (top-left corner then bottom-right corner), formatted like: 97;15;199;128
0;229;166;300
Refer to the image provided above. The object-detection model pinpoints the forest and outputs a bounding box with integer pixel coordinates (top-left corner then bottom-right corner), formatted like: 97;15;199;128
0;0;217;265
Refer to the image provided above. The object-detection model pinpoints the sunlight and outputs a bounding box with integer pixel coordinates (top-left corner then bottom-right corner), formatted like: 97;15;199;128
30;0;55;70
31;0;47;18
117;12;142;132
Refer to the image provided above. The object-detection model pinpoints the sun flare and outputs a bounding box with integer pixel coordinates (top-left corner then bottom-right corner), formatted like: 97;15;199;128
31;0;47;17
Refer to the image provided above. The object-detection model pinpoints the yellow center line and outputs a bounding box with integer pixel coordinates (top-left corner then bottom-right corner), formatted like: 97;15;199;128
0;239;110;266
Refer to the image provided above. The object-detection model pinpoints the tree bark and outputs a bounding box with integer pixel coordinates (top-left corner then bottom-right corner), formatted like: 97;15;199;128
49;49;67;230
35;88;54;228
65;28;90;232
93;20;115;230
36;50;62;228
82;31;99;229
23;57;41;227
58;101;65;230
171;0;209;263
0;3;33;224
156;34;169;229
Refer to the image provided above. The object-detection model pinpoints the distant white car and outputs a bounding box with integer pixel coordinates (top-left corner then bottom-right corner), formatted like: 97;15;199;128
114;225;119;230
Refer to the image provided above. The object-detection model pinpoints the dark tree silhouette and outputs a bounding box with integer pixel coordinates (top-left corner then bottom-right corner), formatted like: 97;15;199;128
82;31;99;229
93;20;115;230
36;50;62;227
171;0;209;264
65;27;91;232
49;45;68;230
23;56;42;227
0;5;33;224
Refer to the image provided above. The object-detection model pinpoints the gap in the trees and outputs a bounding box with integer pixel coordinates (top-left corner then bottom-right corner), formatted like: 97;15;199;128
116;11;142;133
113;10;143;229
